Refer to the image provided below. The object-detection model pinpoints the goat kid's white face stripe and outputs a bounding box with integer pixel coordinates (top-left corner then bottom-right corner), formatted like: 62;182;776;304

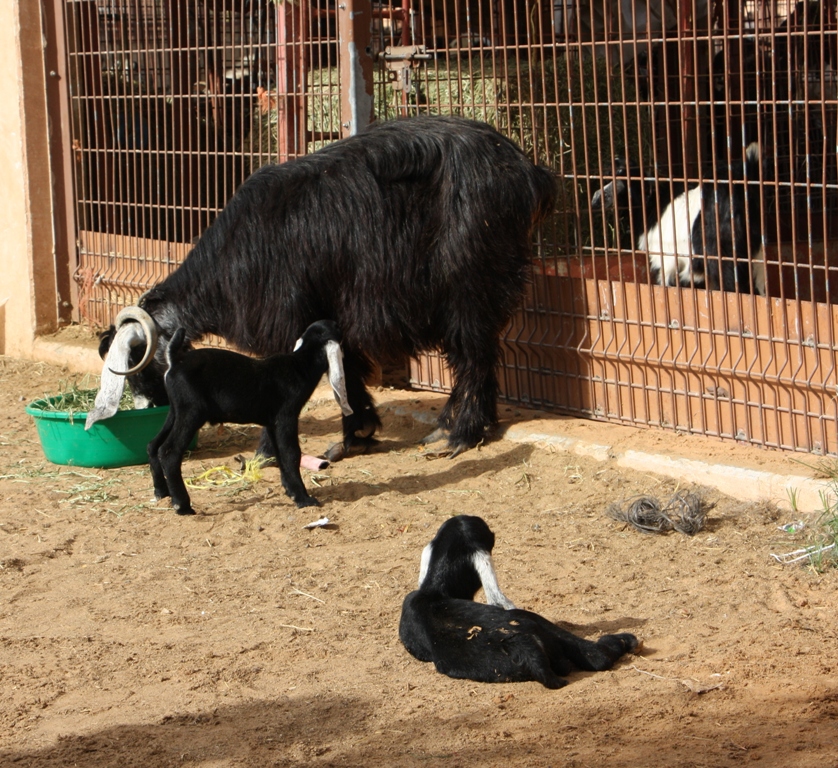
293;336;303;352
471;550;515;610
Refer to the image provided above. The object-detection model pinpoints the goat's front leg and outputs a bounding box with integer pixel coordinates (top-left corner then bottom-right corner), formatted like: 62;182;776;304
147;408;176;501
159;451;195;515
270;420;319;508
539;617;639;673
438;335;500;457
159;414;204;515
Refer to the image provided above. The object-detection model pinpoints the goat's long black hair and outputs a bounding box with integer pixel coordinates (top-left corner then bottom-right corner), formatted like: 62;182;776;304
137;116;557;451
145;117;555;353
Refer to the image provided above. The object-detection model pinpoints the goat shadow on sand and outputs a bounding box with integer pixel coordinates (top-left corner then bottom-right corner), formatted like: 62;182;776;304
173;390;541;513
194;441;538;516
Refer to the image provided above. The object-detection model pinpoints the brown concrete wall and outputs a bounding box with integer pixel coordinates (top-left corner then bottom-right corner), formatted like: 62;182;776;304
0;0;59;358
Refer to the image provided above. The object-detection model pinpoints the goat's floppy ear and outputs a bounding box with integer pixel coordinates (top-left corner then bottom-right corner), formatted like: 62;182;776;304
85;322;146;429
417;541;433;587
326;340;353;416
471;549;516;610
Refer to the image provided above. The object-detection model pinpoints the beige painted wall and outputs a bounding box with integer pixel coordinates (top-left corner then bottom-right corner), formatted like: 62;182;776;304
0;0;59;359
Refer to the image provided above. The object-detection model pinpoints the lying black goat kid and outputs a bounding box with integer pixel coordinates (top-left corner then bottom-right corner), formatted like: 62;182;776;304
399;515;639;688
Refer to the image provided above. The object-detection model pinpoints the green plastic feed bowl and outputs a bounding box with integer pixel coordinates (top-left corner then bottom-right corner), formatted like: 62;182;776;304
25;396;187;469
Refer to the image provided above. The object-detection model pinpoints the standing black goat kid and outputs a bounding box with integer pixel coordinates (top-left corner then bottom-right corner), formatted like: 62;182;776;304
592;144;765;294
88;116;557;461
399;516;639;688
147;320;352;515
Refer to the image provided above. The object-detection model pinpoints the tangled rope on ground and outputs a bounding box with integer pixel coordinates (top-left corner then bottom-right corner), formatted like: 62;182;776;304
606;490;714;536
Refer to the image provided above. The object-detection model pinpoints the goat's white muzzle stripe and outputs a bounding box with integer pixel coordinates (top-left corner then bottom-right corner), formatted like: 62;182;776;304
417;542;433;587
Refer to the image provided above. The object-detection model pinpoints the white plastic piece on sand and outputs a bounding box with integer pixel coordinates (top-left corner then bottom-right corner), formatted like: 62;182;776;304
777;520;805;534
770;542;835;565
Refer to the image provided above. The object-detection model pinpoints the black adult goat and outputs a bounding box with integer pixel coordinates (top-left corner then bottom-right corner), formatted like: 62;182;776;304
591;145;765;294
88;116;557;460
399;516;640;688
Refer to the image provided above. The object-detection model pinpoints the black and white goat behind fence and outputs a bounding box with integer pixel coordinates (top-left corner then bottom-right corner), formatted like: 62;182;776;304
399;516;640;688
147;319;352;516
591;144;766;295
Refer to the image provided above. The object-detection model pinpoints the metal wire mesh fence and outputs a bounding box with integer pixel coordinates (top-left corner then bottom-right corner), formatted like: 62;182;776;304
57;0;838;454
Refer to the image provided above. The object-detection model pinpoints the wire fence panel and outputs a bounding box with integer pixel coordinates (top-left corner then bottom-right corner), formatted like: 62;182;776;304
397;0;838;455
64;0;336;326
56;0;838;455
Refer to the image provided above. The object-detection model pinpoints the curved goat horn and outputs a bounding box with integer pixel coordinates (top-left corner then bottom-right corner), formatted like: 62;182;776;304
107;306;159;376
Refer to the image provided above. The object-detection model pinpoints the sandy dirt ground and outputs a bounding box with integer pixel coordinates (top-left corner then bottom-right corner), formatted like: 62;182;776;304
1;354;837;768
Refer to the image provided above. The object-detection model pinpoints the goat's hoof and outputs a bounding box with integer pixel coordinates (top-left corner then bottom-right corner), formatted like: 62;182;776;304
447;438;482;458
323;442;346;463
295;496;321;509
174;505;196;516
612;633;641;654
597;632;640;658
423;437;481;459
420;427;448;446
324;436;378;463
154;491;170;502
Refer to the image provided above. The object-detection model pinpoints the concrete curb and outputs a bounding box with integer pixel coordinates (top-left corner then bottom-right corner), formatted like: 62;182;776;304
32;337;102;374
502;428;832;513
384;404;831;510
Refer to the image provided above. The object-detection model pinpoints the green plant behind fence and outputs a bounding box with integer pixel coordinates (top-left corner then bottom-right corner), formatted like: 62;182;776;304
809;459;838;571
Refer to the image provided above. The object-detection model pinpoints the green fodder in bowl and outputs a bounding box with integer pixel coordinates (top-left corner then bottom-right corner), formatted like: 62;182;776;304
34;380;136;420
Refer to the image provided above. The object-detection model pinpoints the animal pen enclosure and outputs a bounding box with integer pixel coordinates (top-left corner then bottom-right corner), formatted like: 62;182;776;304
51;0;838;455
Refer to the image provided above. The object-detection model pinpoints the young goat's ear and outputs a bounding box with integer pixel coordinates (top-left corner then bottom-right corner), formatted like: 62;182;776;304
471;549;516;609
417;541;433;587
326;340;353;416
